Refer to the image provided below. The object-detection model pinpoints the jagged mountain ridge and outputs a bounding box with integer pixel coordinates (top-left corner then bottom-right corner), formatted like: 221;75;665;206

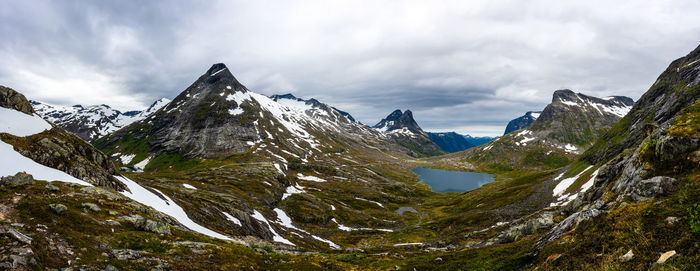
31;97;170;141
504;111;541;135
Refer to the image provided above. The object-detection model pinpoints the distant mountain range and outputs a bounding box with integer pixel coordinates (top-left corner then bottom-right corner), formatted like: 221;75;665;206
31;98;170;141
426;132;496;153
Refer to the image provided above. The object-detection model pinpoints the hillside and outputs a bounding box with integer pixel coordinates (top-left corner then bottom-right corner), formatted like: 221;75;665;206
432;90;634;172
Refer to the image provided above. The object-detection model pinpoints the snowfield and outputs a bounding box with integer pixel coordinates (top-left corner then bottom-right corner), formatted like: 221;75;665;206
0;107;52;136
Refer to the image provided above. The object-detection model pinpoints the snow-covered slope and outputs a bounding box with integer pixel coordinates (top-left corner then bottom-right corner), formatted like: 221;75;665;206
31;98;170;141
0;106;89;186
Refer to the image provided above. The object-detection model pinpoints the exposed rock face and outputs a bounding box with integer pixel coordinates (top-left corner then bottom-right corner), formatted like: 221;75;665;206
0;85;34;115
427;132;474;153
529;89;634;147
536;44;700;251
504;111;541;135
0;128;124;190
31;98;170;141
489;212;554;244
630;176;676;202
456;90;632;171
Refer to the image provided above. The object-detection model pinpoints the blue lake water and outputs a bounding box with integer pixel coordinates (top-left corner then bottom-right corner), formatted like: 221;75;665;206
412;167;495;193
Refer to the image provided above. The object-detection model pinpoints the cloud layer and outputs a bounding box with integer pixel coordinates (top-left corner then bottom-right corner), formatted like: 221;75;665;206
1;0;699;136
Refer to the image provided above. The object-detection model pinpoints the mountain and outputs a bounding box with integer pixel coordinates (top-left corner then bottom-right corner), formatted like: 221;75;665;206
31;97;170;141
373;109;445;157
436;90;633;171
504;111;541;135
463;134;497;147
427;132;474;153
527;43;700;269
95;63;398;166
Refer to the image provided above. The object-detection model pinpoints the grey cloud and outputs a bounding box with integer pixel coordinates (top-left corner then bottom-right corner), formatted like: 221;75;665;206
1;0;699;135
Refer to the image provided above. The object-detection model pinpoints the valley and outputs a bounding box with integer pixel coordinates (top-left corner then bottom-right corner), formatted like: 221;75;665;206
0;43;698;271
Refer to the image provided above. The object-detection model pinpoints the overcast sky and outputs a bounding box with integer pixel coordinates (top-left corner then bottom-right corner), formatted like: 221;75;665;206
1;1;699;136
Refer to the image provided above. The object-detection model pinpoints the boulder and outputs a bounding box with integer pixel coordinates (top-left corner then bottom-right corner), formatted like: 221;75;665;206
620;249;634;262
8;229;32;244
0;85;35;114
1;172;35;187
109;249;142;260
49;203;68;215
81;202;101;213
10;255;27;268
491;212;554;244
45;184;60;192
121;215;170;234
631;176;676;202
652;250;677;269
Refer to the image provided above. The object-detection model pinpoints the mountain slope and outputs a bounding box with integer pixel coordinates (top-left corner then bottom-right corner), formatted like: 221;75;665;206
504;111;541;135
373;109;445;157
435;90;633;171
427;132;475;153
0;86;124;189
31;98;170;141
528;43;700;271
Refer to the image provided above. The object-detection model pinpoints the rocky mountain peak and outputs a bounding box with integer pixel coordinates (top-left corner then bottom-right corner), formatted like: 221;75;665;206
551;89;577;102
0;85;35;115
373;109;423;134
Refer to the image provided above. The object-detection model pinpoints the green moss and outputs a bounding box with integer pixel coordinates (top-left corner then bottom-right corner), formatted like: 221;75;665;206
668;100;700;138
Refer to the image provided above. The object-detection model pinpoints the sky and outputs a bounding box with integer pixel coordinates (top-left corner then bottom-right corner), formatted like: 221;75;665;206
1;1;699;136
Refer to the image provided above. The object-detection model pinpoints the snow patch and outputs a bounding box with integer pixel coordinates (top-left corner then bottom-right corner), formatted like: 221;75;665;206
0;107;52;136
222;212;242;226
182;183;197;190
355;197;384;208
251;210;294;246
120;154;136;165
0;141;91;186
116;175;230;240
297;173;327;182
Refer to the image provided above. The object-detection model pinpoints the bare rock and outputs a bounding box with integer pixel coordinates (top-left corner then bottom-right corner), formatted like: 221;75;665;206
652;250;677;269
8;229;33;244
665;216;680;225
620;249;634;262
45;184;60;192
49;203;68;215
1;172;35;187
81;202;101;213
631;176;676;202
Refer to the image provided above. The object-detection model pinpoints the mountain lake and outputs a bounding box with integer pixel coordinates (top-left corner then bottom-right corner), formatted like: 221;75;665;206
412;167;495;193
